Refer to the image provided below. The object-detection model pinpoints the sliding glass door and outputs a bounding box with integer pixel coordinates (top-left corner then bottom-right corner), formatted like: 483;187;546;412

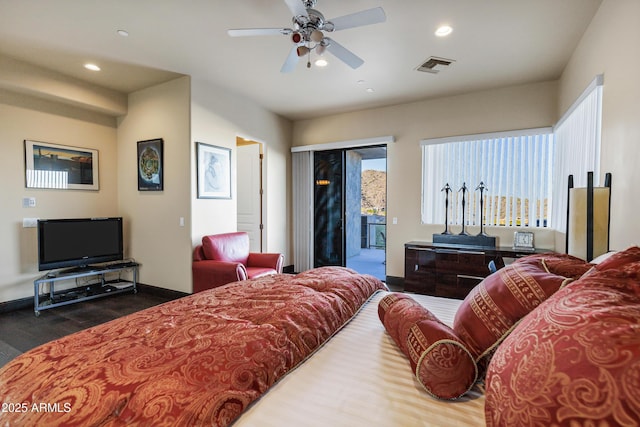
312;146;387;280
313;150;345;267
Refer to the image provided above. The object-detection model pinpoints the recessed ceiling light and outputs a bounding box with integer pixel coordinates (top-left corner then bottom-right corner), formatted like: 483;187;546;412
315;58;328;67
366;87;375;93
435;25;453;37
84;63;101;71
117;29;129;37
357;79;366;84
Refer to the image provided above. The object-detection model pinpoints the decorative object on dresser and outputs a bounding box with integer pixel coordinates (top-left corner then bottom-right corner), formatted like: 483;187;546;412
475;181;489;236
440;183;452;235
404;242;549;298
512;231;534;251
433;181;497;248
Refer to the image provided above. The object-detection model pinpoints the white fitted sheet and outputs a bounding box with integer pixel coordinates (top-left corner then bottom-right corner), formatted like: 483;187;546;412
233;291;486;427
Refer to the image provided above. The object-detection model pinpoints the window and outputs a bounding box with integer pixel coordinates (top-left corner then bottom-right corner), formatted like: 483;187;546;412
550;75;603;231
421;76;603;232
421;128;554;228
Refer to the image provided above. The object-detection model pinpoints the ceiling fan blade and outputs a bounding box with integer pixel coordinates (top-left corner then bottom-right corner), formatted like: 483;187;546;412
227;28;291;37
329;7;386;31
281;45;300;73
284;0;309;18
324;38;364;69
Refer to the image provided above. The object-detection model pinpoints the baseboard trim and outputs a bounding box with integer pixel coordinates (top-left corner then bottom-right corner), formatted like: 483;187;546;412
0;296;33;314
135;283;189;299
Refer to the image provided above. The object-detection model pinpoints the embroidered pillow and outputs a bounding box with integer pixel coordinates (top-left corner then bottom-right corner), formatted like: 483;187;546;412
379;293;477;400
591;245;640;272
453;261;572;368
514;252;592;279
484;262;640;426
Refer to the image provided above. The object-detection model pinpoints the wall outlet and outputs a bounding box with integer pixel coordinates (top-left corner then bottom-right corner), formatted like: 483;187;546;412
23;218;39;228
392;217;398;225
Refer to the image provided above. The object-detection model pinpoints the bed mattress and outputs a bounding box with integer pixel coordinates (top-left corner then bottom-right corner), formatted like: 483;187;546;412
234;291;486;427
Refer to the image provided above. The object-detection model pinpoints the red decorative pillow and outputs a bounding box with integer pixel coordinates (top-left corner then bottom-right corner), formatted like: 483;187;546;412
591;246;640;272
379;293;477;400
485;262;640;426
514;252;592;279
453;261;572;367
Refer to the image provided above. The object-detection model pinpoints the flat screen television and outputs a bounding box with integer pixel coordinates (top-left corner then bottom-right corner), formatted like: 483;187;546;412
37;217;124;271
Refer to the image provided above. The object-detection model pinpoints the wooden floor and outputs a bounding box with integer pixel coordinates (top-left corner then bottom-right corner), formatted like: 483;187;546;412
0;285;186;369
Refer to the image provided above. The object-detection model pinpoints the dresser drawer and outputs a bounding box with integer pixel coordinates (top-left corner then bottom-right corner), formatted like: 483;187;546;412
436;249;488;275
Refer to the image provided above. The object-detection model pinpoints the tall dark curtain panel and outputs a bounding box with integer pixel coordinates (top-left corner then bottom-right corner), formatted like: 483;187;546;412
314;150;345;267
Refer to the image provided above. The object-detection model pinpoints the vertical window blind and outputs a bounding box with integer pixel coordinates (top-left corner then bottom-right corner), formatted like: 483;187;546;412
292;151;314;272
421;129;554;228
550;75;603;231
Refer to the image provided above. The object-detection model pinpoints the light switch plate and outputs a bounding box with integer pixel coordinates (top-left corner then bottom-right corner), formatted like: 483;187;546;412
22;197;36;208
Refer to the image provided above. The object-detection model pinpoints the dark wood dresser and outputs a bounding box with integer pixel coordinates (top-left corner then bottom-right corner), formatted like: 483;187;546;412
404;241;549;299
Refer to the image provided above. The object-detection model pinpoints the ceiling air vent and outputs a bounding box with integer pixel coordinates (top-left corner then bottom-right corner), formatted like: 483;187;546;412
416;56;454;74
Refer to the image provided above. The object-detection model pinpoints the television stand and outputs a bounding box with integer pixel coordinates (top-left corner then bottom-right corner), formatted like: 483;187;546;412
33;263;139;316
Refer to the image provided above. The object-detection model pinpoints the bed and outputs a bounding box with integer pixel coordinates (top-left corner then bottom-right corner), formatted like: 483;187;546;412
233;290;485;427
0;266;484;427
2;249;639;427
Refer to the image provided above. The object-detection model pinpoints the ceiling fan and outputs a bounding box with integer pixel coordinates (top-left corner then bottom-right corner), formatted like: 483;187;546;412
227;0;386;72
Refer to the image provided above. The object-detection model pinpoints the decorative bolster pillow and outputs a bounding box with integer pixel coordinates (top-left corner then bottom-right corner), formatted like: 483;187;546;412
378;293;478;400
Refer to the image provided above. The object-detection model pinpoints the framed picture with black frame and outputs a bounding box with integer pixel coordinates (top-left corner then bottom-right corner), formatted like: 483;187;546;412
196;142;231;199
137;138;163;191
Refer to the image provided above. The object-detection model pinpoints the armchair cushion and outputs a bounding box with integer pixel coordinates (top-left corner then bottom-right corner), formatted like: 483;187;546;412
202;232;250;265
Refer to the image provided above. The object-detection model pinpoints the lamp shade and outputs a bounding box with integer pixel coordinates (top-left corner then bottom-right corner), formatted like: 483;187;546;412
568;187;610;260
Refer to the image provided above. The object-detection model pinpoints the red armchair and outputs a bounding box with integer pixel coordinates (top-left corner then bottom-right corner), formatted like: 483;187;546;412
192;232;284;293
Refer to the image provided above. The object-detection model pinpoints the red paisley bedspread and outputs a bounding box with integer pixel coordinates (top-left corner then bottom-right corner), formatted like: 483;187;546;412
0;267;385;427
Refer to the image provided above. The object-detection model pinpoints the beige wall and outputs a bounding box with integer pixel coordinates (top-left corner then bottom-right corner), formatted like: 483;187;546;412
292;81;559;277
0;93;119;302
0;62;292;303
558;0;640;251
117;76;193;293
190;78;292;263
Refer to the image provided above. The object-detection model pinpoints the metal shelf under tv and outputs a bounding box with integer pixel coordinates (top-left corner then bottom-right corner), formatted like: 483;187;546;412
33;263;139;316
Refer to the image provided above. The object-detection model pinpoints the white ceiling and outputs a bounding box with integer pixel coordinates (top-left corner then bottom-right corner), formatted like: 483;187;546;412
0;0;602;121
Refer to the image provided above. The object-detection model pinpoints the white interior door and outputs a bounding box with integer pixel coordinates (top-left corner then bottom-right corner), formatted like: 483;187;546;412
237;143;262;252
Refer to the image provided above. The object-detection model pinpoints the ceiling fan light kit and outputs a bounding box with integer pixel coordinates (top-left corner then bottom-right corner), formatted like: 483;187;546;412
228;0;386;72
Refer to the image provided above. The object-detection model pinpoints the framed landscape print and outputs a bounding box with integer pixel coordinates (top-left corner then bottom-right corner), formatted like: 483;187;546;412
24;140;99;190
137;138;164;191
196;142;231;199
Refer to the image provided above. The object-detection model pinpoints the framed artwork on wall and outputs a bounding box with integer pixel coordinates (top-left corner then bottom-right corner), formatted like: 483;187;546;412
137;138;164;191
24;140;99;190
196;142;231;199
